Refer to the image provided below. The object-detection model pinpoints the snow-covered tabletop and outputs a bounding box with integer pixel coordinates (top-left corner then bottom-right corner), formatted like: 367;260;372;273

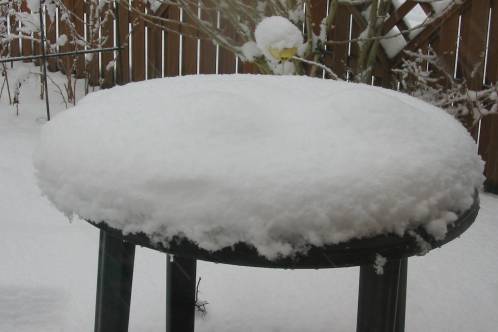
34;75;484;259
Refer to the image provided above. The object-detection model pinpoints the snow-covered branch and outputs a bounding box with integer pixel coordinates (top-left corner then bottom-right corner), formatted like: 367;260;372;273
394;48;498;128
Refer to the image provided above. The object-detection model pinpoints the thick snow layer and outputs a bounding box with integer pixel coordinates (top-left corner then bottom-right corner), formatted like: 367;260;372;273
34;75;484;259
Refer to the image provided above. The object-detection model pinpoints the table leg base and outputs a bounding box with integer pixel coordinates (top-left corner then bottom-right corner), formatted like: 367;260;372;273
356;258;408;332
95;230;136;332
166;255;197;332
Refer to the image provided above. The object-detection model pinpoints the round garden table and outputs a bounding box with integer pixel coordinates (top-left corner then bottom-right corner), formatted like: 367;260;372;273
34;75;483;332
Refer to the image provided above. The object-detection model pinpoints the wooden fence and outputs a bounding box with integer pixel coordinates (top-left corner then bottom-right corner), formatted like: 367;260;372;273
2;0;498;192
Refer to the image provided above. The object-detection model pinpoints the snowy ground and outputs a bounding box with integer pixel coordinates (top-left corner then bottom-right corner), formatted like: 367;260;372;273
1;64;498;332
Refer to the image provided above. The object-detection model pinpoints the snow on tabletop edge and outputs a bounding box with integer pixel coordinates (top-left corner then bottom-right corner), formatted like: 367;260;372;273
33;75;484;259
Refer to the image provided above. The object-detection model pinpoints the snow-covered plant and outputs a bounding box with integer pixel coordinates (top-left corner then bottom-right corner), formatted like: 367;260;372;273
127;0;436;81
394;48;498;129
52;0;115;99
355;0;390;83
125;0;340;76
11;66;32;115
0;4;9;56
0;1;116;104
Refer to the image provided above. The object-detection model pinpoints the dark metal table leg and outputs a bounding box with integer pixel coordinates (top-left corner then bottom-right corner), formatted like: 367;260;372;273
356;258;408;332
95;230;136;332
166;255;197;332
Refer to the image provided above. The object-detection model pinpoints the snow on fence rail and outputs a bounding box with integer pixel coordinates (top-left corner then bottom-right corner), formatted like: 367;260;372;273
1;0;498;192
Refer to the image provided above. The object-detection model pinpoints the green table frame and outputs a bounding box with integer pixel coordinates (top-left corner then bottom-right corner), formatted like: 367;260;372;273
89;193;479;332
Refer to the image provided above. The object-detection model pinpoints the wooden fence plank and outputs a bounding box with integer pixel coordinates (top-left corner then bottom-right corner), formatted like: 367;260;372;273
459;0;488;87
486;0;498;84
100;2;115;87
73;0;85;78
147;5;163;79
198;1;216;74
58;0;74;74
308;0;328;77
431;11;459;78
132;0;145;81
9;5;20;58
46;5;57;71
459;0;489;138
479;0;498;193
117;0;130;84
218;14;236;74
164;6;180;76
329;6;351;79
86;0;100;86
20;1;32;62
181;5;198;75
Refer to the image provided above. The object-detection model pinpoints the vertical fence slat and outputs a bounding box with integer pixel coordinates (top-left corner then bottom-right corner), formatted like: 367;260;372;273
32;1;42;66
117;1;130;84
101;1;115;87
459;0;489;88
45;6;57;71
348;9;361;77
86;1;100;86
164;6;180;76
218;16;236;74
479;0;498;193
10;5;20;58
329;6;351;79
308;0;327;77
147;19;162;79
181;5;198;75
432;11;459;79
459;0;489;139
199;1;216;74
20;1;33;62
59;0;75;74
73;0;85;78
486;0;498;84
131;0;145;81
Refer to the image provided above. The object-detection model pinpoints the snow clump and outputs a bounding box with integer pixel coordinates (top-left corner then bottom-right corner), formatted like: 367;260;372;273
254;16;304;73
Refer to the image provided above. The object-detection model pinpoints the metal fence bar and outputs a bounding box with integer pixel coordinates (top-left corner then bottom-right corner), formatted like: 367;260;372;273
39;0;50;121
0;47;123;64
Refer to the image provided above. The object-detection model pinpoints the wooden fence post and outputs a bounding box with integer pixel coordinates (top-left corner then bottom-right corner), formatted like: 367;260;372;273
164;6;180;77
479;0;498;193
101;1;115;88
131;0;145;81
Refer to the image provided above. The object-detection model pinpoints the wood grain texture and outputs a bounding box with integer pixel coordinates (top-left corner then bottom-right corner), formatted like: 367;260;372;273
131;0;145;81
164;6;180;76
198;1;217;74
218;13;236;74
181;5;198;75
478;0;498;193
117;1;130;84
20;1;32;62
73;0;85;78
147;5;163;79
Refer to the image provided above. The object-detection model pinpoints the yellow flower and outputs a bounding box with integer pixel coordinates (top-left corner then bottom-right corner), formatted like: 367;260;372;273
268;47;298;61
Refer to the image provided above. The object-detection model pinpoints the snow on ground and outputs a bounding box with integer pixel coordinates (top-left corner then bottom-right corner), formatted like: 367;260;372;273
1;64;498;331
